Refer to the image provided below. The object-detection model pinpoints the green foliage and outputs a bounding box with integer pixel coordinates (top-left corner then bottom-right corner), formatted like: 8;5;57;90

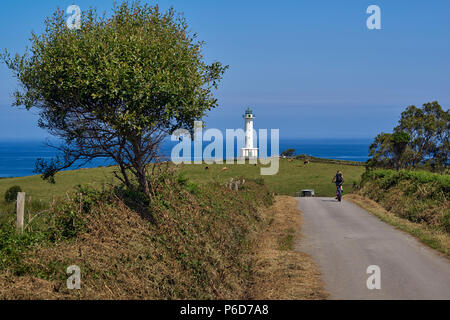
361;169;450;195
395;102;449;170
185;181;200;195
368;133;394;168
0;168;274;298
1;1;228;196
391;131;411;170
0;188;97;275
369;101;449;171
281;149;296;157
48;203;87;241
0;222;48;275
392;131;411;144
360;169;449;232
442;213;450;233
3;2;227;128
253;177;265;186
175;172;189;186
368;132;412;171
4;186;21;203
174;172;198;195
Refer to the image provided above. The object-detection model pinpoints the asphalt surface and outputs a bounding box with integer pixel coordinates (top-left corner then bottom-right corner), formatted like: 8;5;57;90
296;197;450;300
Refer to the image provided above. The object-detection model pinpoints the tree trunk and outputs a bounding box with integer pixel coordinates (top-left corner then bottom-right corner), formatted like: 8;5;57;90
129;135;152;200
136;163;151;199
119;162;132;188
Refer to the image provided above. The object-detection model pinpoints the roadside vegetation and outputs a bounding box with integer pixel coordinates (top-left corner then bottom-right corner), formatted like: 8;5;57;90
347;194;450;257
349;102;449;255
0;156;360;299
367;101;448;173
249;196;327;299
0;169;274;299
360;169;449;231
360;170;449;228
0;167;329;299
350;169;449;256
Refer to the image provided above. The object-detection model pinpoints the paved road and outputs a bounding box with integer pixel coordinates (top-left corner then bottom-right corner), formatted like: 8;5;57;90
296;197;450;300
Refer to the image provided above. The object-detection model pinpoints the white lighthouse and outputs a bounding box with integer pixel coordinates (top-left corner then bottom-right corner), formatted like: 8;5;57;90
241;107;258;159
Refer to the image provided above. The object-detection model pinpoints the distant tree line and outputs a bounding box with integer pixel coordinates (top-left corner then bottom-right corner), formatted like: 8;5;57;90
281;149;296;157
367;101;449;172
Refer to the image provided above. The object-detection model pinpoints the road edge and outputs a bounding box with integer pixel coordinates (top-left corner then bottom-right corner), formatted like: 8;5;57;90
345;194;450;259
248;195;329;300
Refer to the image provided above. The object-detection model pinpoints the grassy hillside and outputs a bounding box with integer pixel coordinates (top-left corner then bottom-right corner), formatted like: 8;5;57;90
354;169;450;255
177;159;365;196
359;169;449;230
0;159;365;216
0;166;117;204
0;172;273;299
0;157;363;299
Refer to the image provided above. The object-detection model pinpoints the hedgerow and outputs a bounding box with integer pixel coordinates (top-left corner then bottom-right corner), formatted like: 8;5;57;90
360;169;449;232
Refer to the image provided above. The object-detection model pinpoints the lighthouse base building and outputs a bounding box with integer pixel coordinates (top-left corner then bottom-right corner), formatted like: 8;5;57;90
241;108;258;159
241;148;258;158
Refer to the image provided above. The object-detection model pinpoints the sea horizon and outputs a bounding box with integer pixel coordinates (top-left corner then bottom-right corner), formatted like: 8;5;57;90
0;138;372;178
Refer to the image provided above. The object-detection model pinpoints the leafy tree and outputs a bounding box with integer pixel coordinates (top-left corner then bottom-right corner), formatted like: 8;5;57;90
4;186;22;203
367;132;412;170
391;131;411;171
281;148;296;157
367;133;394;169
395;101;449;170
1;1;228;198
368;102;449;172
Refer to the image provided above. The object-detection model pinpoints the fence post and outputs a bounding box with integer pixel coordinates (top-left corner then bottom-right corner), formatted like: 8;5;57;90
16;192;26;234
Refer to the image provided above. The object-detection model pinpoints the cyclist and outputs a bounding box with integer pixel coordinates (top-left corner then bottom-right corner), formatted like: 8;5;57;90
332;170;344;200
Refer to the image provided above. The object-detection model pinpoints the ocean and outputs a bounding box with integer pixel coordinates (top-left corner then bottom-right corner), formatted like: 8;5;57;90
0;138;371;178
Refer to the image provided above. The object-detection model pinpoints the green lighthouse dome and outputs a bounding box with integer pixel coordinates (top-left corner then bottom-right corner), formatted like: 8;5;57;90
244;107;255;118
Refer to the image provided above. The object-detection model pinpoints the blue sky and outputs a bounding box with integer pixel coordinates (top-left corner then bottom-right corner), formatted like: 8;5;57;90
0;0;449;140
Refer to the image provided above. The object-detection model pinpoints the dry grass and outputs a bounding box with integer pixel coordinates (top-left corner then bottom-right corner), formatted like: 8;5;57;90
248;196;328;300
359;170;449;232
0;200;190;299
346;194;450;257
0;177;273;300
0;177;329;300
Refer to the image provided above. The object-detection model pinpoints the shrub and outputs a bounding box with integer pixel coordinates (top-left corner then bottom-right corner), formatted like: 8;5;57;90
253;177;265;186
362;169;450;196
0;167;274;299
359;169;449;232
4;186;22;203
281;148;296;157
442;213;450;233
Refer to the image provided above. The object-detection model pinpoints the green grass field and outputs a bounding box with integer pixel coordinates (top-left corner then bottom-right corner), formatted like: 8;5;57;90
0;166;117;216
0;159;365;215
0;166;117;203
177;159;365;196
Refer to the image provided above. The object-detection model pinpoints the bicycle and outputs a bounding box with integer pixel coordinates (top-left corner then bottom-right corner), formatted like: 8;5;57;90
332;171;344;202
336;183;343;202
